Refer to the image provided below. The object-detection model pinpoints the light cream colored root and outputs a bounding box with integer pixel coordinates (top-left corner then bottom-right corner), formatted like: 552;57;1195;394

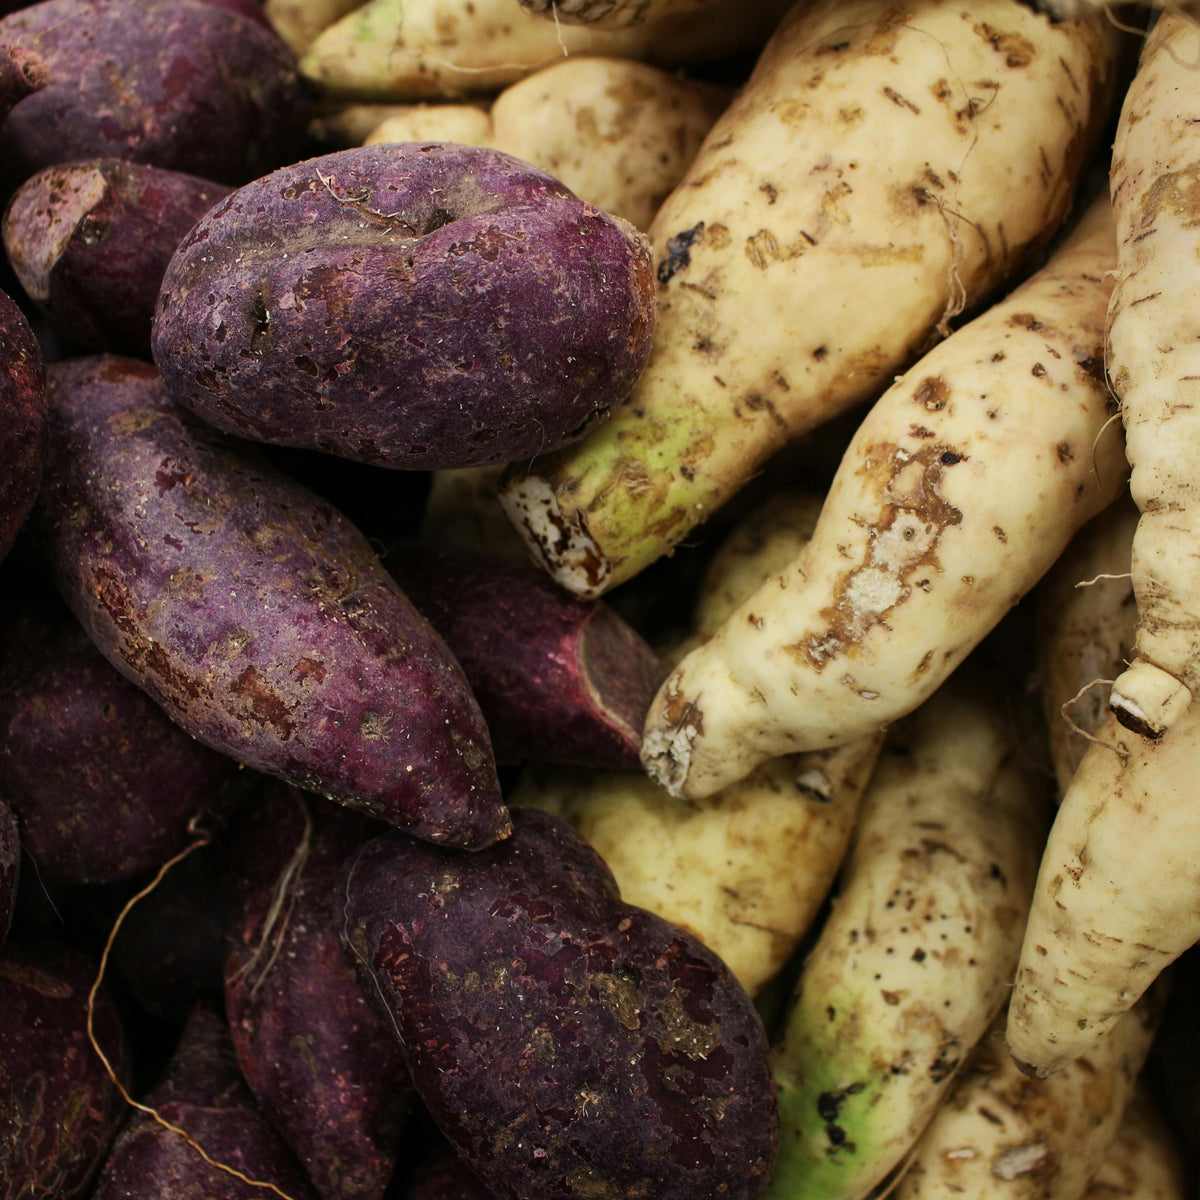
86;829;303;1200
1073;570;1133;588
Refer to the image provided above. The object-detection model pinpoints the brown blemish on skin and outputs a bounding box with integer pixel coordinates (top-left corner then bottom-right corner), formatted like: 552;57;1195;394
230;665;297;737
1137;162;1200;231
784;443;963;670
973;23;1036;68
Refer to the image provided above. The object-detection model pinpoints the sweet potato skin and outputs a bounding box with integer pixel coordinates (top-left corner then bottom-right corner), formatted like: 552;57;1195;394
0;589;240;884
152;143;656;470
385;539;666;767
31;354;507;849
3;159;232;356
0;0;303;191
0;287;45;565
91;1003;318;1200
339;807;779;1200
0;42;45;124
0;938;131;1200
225;788;416;1200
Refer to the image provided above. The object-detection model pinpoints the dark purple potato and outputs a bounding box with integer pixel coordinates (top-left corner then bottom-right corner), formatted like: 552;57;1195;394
0;42;45;123
385;539;666;767
0;938;131;1199
225;789;416;1200
103;826;236;1022
3;159;232;356
0;590;240;885
31;355;508;849
0;287;45;563
152;143;656;470
91;1002;319;1200
0;799;17;942
0;0;303;192
339;808;780;1200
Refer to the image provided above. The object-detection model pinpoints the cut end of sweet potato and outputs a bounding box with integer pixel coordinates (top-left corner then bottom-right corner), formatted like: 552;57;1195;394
1109;661;1191;740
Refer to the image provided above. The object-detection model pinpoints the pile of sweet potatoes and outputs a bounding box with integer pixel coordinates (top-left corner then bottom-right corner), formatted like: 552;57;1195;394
1;0;1199;1197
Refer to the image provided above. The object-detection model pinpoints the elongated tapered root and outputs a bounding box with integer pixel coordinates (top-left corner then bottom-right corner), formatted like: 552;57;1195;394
497;0;1120;597
1006;703;1200;1077
1106;11;1200;739
641;197;1126;799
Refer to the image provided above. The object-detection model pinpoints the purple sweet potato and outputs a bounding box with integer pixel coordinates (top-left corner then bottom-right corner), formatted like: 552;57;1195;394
225;787;416;1200
0;938;131;1199
151;142;656;470
339;807;780;1200
0;588;241;885
91;1002;319;1200
0;287;45;564
0;0;303;193
0;42;45;124
385;539;666;767
30;354;508;849
3;159;232;356
0;798;17;943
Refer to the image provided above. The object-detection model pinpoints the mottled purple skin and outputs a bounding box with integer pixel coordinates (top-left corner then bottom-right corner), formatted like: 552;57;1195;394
0;938;131;1200
0;591;240;885
152;143;656;470
92;1003;319;1200
31;354;508;849
339;808;780;1200
386;540;666;767
404;1138;497;1200
0;799;17;943
0;43;45;124
3;159;233;356
0;287;45;564
225;788;416;1200
0;0;303;193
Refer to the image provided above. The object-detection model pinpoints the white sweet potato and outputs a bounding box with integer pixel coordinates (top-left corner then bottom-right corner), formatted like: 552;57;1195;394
640;196;1126;799
497;0;1120;598
1104;10;1200;739
365;57;730;230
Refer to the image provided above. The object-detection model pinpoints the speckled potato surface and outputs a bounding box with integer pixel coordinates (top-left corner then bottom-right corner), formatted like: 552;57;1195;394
339;807;780;1200
0;0;303;191
31;354;507;849
152;142;656;470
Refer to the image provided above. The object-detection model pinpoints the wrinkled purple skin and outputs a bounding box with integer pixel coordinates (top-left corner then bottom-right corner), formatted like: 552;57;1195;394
0;288;45;564
386;539;666;767
0;43;45;124
0;590;240;885
152;143;656;470
225;788;416;1200
0;0;303;193
0;800;17;943
3;159;232;356
339;808;780;1200
92;1003;319;1200
31;355;508;849
0;939;131;1200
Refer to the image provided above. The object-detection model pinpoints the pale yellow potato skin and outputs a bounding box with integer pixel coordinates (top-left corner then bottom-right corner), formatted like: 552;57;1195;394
767;680;1050;1200
1036;494;1139;796
363;58;729;230
640;196;1127;799
519;0;737;30
266;0;365;55
511;486;880;996
1106;12;1200;740
1005;700;1200;1077
496;0;1119;598
893;994;1164;1200
299;0;791;101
